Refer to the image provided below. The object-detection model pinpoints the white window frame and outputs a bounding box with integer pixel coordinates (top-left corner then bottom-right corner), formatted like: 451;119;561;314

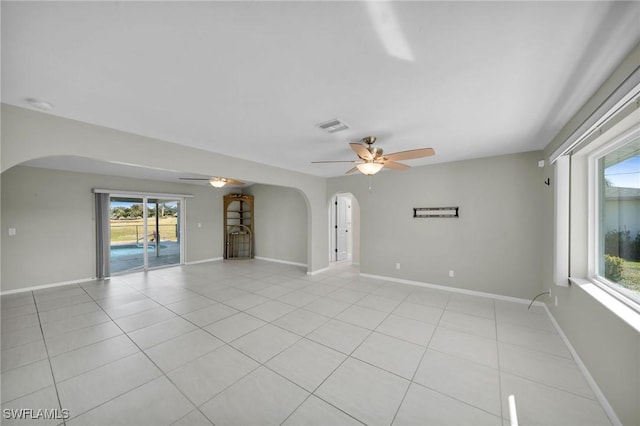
587;122;640;313
554;155;571;287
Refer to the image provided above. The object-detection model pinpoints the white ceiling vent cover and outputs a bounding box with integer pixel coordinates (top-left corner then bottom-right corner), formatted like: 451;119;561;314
316;118;349;133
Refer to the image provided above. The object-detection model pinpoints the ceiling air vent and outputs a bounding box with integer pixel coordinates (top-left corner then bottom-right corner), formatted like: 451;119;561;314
316;118;349;133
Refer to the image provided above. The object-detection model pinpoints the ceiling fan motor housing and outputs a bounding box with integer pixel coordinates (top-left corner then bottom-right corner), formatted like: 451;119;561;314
362;136;377;145
369;146;383;160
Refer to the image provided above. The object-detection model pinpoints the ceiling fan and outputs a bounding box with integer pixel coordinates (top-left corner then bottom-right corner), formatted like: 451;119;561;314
179;176;244;188
312;136;435;175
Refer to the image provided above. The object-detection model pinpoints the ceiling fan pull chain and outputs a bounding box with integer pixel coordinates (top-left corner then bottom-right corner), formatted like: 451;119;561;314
368;175;374;193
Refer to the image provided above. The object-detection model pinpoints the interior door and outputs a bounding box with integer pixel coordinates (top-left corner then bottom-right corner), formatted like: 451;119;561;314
336;196;348;261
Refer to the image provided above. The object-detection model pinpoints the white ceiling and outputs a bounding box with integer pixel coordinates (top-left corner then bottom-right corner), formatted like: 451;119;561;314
3;1;640;178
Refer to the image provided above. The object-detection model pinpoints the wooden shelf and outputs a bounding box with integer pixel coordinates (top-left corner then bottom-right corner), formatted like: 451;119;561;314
223;194;254;260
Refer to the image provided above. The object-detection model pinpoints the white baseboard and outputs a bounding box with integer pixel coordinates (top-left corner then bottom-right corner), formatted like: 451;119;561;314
542;304;622;426
307;266;331;276
361;272;619;424
185;257;223;265
254;257;307;268
1;277;96;296
359;273;537;305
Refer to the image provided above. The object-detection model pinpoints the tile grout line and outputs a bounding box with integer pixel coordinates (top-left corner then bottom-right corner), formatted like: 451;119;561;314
276;290;402;426
30;290;68;426
209;274;397;425
399;298;507;422
4;261;605;425
104;273;342;423
75;285;215;425
39;289;155;360
304;289;414;425
389;292;450;426
175;281;351;421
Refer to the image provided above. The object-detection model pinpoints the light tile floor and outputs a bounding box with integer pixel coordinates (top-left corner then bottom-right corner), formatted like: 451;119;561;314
1;260;612;425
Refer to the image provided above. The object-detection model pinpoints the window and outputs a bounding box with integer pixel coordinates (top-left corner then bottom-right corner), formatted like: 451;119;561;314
591;126;640;309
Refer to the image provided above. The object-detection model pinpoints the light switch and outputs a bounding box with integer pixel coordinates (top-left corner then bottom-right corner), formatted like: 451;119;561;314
8;228;16;236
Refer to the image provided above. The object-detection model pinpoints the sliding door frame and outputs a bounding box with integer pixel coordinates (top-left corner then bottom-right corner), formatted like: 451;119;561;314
93;189;192;277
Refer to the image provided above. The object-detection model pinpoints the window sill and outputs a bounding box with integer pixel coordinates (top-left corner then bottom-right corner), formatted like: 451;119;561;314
570;277;640;333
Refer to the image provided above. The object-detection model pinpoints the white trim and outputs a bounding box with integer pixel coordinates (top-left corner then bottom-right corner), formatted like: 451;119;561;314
307;266;331;276
586;122;640;310
570;278;640;333
587;146;599;281
92;188;193;198
542;300;623;426
1;277;96;296
359;273;537;305
142;196;149;269
185;257;223;265
179;199;186;266
554;156;570;286
550;73;640;163
254;257;307;268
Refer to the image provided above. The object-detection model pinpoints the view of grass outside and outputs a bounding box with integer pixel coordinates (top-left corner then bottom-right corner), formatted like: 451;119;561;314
110;217;178;245
622;260;640;292
602;140;640;299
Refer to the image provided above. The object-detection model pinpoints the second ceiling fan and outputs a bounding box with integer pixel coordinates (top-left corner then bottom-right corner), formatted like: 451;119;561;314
312;136;435;175
179;176;244;188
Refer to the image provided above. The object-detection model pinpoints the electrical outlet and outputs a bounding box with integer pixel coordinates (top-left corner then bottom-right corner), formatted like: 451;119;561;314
395;263;400;270
8;228;16;236
449;270;455;278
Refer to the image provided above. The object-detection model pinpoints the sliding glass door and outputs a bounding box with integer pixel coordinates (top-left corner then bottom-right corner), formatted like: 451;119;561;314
108;196;182;274
146;198;181;269
110;197;146;273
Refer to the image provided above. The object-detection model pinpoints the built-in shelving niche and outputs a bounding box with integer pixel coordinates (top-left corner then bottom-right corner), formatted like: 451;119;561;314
224;193;254;259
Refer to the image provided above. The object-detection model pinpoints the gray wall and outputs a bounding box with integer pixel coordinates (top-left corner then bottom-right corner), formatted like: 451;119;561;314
243;184;307;265
539;42;640;425
1;104;329;273
1;166;225;292
540;154;640;425
328;151;545;300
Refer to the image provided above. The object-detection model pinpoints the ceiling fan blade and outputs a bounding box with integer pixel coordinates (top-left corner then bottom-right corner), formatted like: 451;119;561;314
345;166;359;174
311;160;357;164
384;148;435;162
350;143;374;161
224;179;245;186
179;177;210;180
383;161;410;171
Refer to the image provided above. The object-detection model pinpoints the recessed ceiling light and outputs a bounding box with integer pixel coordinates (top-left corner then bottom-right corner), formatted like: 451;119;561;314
25;98;54;111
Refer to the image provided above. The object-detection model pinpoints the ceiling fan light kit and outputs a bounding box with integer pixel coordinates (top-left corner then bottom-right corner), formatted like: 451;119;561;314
179;176;245;188
209;178;227;188
356;162;384;175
